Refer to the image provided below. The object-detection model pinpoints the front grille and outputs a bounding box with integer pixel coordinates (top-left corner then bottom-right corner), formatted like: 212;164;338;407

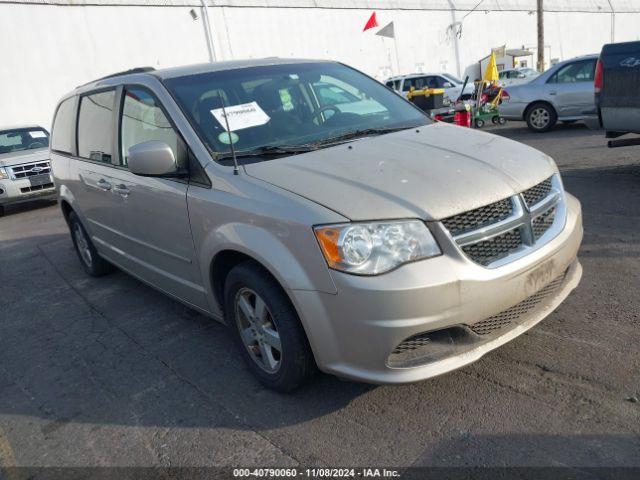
441;176;562;267
20;183;54;193
522;177;552;208
533;207;556;240
442;198;512;236
9;161;51;179
469;270;568;335
461;229;522;266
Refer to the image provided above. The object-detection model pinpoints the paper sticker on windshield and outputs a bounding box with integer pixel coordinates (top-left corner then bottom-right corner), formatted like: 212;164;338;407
211;101;270;132
29;131;47;139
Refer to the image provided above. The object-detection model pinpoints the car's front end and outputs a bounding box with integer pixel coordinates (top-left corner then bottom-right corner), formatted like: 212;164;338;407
0;127;56;212
243;122;583;384
291;174;582;383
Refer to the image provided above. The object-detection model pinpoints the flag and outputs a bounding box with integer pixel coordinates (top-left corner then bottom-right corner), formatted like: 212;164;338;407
363;12;378;32
483;52;499;83
376;21;395;39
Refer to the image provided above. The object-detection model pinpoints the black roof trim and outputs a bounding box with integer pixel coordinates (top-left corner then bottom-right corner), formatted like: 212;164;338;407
78;67;156;88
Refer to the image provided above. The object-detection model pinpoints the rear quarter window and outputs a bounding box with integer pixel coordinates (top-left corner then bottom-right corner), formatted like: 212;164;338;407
51;97;76;154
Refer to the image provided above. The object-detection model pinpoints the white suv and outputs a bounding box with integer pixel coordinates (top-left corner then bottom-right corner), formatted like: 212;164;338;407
385;73;474;103
0;125;55;216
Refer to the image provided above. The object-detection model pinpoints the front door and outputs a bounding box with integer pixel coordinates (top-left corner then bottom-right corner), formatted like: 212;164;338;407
544;59;596;117
110;86;208;309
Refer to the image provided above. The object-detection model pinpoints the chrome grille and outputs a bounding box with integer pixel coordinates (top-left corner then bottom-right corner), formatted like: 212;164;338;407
442;198;512;236
441;175;564;268
461;229;522;266
8;161;51;179
533;207;556;240
523;177;552;208
469;269;568;335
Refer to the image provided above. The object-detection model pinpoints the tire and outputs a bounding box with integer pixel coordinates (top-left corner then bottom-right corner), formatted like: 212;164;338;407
525;102;557;132
491;116;499;125
223;261;315;392
68;211;115;277
498;117;507;125
475;119;485;128
0;205;4;217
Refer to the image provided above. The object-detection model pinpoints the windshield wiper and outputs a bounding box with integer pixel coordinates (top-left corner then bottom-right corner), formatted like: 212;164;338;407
216;144;318;161
310;126;414;147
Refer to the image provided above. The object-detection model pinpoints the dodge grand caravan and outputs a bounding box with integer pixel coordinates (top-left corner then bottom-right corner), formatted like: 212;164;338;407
50;59;583;391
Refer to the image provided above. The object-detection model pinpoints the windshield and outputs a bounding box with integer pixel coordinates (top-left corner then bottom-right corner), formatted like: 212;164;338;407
164;62;429;160
0;127;49;155
442;73;463;85
520;68;539;77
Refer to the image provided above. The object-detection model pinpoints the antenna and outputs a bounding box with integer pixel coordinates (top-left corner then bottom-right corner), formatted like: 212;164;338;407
218;90;240;175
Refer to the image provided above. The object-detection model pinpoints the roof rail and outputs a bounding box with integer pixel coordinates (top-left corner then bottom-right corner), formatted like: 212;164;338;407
78;67;156;88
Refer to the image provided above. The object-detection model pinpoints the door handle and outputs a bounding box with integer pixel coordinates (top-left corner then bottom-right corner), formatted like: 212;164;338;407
113;184;130;197
96;178;112;191
549;91;557;95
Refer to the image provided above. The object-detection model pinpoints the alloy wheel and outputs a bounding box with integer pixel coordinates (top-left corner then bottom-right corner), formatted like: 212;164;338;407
530;107;550;129
234;287;282;373
73;223;93;267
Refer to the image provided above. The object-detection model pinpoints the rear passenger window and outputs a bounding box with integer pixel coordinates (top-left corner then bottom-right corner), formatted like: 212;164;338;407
51;97;76;154
120;87;180;167
78;90;115;163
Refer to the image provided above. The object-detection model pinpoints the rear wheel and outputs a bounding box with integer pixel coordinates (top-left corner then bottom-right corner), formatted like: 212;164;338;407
224;262;315;392
526;103;557;132
68;211;115;277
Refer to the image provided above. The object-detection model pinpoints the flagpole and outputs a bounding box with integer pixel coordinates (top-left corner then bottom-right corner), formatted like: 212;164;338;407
393;35;401;75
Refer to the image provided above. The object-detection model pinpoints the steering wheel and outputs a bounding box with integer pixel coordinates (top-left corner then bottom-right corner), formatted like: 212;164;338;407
28;141;46;149
310;105;341;122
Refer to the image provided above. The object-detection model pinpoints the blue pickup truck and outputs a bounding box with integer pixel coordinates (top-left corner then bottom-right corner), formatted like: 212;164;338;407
585;40;640;147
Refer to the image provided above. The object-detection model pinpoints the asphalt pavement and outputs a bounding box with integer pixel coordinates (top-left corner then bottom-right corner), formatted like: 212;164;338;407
0;122;639;474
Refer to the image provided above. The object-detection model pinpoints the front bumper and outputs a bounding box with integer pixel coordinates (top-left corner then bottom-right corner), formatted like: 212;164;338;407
291;193;583;384
0;177;56;205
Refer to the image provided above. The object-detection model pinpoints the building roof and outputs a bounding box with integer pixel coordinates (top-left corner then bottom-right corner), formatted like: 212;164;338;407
2;0;640;12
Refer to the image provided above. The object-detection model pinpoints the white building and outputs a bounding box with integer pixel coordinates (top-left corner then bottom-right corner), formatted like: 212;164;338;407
2;0;640;128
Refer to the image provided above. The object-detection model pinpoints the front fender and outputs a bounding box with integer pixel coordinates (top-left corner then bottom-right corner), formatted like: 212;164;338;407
198;221;337;312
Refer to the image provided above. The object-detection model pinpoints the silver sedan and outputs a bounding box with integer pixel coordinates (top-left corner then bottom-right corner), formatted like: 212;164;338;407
499;55;598;132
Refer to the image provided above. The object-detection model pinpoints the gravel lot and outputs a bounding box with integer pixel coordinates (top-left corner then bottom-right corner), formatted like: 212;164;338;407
1;123;639;473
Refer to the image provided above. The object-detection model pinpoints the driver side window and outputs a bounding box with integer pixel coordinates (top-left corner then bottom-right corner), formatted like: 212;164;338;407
120;87;180;167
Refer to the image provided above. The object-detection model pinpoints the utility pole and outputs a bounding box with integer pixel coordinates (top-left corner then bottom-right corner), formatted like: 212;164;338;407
536;0;544;71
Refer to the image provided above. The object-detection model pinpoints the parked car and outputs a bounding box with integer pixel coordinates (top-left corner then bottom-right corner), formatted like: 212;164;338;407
499;54;598;132
51;59;583;391
584;40;640;146
0;125;55;216
385;72;474;103
498;67;540;86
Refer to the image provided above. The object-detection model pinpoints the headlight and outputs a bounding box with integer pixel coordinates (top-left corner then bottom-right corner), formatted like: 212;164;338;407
314;220;441;275
0;167;8;180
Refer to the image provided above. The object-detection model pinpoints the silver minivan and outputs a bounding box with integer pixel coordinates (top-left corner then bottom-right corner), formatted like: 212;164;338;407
51;59;583;391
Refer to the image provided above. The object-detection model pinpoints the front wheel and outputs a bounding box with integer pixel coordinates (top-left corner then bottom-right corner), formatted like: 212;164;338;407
224;262;315;392
475;118;485;128
526;103;557;132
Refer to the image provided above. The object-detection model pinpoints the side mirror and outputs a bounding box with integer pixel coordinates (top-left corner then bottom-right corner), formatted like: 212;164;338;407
127;141;181;177
442;82;453;88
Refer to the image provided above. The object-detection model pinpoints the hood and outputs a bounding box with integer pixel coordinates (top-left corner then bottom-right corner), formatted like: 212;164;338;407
245;122;557;221
0;148;49;168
